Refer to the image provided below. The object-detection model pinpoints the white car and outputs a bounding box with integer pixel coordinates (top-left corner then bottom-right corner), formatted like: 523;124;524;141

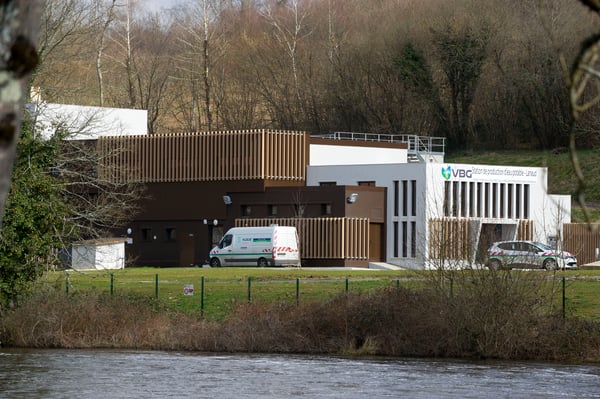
487;240;577;270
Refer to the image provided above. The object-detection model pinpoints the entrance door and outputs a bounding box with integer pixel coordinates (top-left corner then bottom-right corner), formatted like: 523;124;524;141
369;223;384;262
178;233;195;267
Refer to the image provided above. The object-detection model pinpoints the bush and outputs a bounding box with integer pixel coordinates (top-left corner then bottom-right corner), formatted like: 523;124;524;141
2;275;600;362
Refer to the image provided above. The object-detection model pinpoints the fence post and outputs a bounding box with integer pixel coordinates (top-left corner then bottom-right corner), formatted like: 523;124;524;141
65;272;69;296
247;277;252;304
396;279;400;290
345;277;349;293
155;273;159;299
296;278;300;305
110;273;114;297
562;276;566;320
200;276;205;316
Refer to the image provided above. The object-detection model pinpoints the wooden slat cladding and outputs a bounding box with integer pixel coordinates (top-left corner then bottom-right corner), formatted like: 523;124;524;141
516;219;534;241
429;218;472;260
236;217;369;260
563;223;600;265
98;129;307;183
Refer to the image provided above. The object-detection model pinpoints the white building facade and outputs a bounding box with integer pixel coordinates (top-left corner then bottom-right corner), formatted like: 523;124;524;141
307;139;571;269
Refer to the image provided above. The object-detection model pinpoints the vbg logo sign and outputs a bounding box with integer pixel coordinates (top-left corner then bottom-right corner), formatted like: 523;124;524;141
441;165;472;179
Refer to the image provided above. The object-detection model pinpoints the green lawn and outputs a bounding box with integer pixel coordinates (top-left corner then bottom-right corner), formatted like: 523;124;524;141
41;267;600;321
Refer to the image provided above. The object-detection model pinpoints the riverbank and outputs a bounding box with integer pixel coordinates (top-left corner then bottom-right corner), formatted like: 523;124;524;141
2;271;600;362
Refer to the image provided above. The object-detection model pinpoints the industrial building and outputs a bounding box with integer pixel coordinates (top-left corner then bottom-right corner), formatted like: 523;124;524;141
30;103;573;269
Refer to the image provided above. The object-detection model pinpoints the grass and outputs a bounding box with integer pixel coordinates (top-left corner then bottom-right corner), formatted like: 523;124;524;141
446;149;600;221
41;267;600;321
43;267;418;319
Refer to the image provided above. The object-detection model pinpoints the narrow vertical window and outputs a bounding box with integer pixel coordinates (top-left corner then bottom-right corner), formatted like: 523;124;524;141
393;180;399;217
444;181;451;217
411;180;417;216
402;180;408;217
476;182;482;217
393;221;399;257
492;183;498;218
410;221;416;257
507;184;513;218
524;184;530;219
469;182;475;217
500;183;505;218
515;184;522;218
402;221;408;257
460;181;467;217
484;183;490;217
452;182;459;217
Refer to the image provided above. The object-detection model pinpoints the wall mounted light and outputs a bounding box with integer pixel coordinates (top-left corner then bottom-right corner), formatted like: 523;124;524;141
213;219;218;226
347;193;359;204
223;195;232;205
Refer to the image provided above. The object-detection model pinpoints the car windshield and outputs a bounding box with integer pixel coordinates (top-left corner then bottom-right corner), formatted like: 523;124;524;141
533;242;553;251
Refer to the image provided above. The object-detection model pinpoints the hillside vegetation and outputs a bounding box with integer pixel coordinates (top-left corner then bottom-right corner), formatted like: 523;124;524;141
446;149;600;222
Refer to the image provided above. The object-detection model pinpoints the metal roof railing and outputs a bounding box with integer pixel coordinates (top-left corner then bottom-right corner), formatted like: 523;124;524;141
315;132;446;157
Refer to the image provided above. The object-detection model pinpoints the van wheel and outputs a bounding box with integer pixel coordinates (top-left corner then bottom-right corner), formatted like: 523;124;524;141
257;257;268;267
210;258;221;267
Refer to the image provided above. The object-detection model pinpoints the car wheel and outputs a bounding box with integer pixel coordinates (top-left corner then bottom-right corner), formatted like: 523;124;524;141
543;258;557;271
210;257;221;267
488;259;502;270
257;257;268;267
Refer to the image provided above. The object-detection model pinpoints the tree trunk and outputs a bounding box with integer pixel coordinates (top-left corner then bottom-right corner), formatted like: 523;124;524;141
0;0;43;228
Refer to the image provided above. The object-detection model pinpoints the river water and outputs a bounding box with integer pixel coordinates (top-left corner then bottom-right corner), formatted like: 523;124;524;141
0;349;599;398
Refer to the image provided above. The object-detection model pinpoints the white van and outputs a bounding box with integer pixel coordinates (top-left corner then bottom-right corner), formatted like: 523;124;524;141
209;225;301;267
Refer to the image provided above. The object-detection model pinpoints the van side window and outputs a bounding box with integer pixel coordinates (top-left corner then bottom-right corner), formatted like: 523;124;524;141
220;234;233;248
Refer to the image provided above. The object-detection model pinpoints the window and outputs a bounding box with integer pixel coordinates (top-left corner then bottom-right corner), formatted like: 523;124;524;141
515;184;521;218
492;183;498;218
500;183;505;218
141;228;152;241
241;205;251;216
393;221;399;257
444;181;451;216
321;203;331;216
219;234;232;249
269;205;278;216
460;181;467;217
411;180;417;216
469;182;475;217
452;182;459;217
476;182;482;217
524;184;530;219
507;184;513;218
402;180;408;216
393;180;399;217
410;221;416;257
165;227;176;241
402;222;408;257
484;183;490;217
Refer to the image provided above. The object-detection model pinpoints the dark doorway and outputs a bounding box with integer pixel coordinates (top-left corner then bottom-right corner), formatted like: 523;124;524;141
369;223;384;262
178;233;195;267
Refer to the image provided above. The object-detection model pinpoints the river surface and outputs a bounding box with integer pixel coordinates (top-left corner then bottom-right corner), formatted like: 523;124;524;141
0;349;599;398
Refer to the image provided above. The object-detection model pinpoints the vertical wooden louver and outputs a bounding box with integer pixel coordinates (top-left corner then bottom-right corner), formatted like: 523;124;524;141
97;129;307;183
428;217;472;260
236;217;369;261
